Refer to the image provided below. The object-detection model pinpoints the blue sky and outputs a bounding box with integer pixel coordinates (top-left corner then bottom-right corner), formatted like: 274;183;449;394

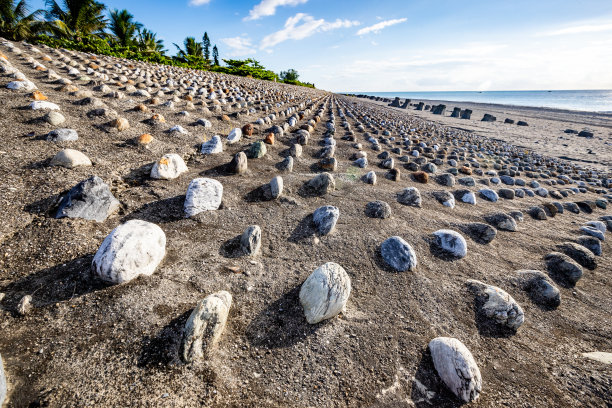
29;0;612;92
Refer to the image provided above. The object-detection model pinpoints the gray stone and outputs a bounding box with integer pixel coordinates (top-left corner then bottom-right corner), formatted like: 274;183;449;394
182;291;232;363
92;219;166;284
455;190;476;204
247;141;266;159
201;135;223;154
397;187;422;207
516;270;560;307
43;111;66;126
240;225;262;256
381;236;417;272
436;173;455;187
545;252;583;284
229;152;248;174
576;235;601;256
365;170;376;184
305;173;335;195
428;337;482;403
485;213;517;231
458;176;475;186
467;280;524;331
184;178;223;217
498;188;515;199
365;201;391;219
299;262;351;324
479;188;498;202
465;222;496;244
580;226;605;241
56;176;119;222
433;191;455;208
556;242;596;270
278;156;293;172
47;128;78;142
564;202;580;214
529;206;547;220
264;176;283;200
290;143;302;158
433;229;467;258
313;205;339;235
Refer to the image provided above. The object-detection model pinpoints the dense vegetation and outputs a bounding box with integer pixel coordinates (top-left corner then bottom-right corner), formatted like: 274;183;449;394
0;0;314;87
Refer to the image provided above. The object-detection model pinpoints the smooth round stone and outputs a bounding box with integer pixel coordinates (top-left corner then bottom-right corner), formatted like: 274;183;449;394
576;235;601;256
313;205;339;235
580;226;604;241
8;80;36;91
365;170;376;184
151;153;188;180
47;128;78;142
290;143;302;158
479;188;498;202
44;111;66;126
299;262;351;324
240;225;262;256
465;222;496;244
397;187;422;207
197;118;212;128
556;242;596;270
92;219;166;284
381;236;417;272
485;213;517;231
456;190;476;204
265;176;283;199
467;280;525;331
458;176;475;186
227;127;242;144
30;100;60;110
429;337;482;403
433;229;467;258
545;252;583;284
529;206;547;220
279;156;293;172
365;201;391;219
50;148;91;168
184;178;223;217
498;188;515;199
516;270;560;307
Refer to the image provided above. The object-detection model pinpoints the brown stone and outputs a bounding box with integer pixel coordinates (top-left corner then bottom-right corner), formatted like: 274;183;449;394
111;117;130;131
138;134;153;145
264;133;275;145
459;166;472;175
242;123;254;136
412;171;429;183
222;115;231;122
135;103;148;112
151;113;165;123
31;91;48;101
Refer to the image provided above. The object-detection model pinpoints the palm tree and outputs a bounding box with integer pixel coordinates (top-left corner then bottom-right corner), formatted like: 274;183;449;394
45;0;107;40
108;8;141;47
173;36;202;61
0;0;44;40
137;28;165;54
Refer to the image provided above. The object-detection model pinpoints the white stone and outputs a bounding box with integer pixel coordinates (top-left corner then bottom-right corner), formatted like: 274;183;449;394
201;136;223;154
50;149;92;168
269;176;283;199
428;337;482;402
92;220;166;284
467;280;525;330
7;80;36;91
460;191;476;204
168;125;188;134
184;178;223;217
300;262;351;324
150;153;188;180
197;118;212;128
30;101;60;110
182;291;232;363
582;352;612;364
0;353;5;406
433;229;467;258
227;127;242;144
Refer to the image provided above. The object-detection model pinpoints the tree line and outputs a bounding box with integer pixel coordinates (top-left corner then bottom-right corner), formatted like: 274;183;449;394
0;0;314;87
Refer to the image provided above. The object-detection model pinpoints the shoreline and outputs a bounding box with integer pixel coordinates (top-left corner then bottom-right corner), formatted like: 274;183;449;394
349;95;612;171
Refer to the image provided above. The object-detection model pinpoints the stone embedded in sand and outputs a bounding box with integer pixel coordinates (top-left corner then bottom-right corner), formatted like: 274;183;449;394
436;173;455;187
305;172;335;195
428;337;482;403
545;252;583;284
137;133;154;146
433;229;467;258
319;157;337;171
516;270;561;307
381;236;417;272
92;219;166;284
227;127;242;144
485;213;517;232
30;101;60;110
264;133;275;145
201;135;223;155
498;188;515;199
8;80;36;91
184;178;223;217
229;152;248;174
31;90;47;101
556;242;596;270
197;118;212;128
279;156;293;172
43;111;65;126
412;171;428;184
247;141;267;159
528;206;547;220
458;176;475;186
240;225;262;256
365;170;377;185
466;222;496;244
262;176;283;200
397;187;422;207
580;225;605;241
467;280;524;331
182;291;232;363
242;123;254;136
299;262;351;324
576;236;602;256
168;125;188;134
17;294;33;316
365;201;391;219
50;148;91;168
433;191;455;208
290;143;302;158
313;205;340;236
110;117;129;131
56;176;120;222
479;188;498;202
151;153;188;180
47;128;78;142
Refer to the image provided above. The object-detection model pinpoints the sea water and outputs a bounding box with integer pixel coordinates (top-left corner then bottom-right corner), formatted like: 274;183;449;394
349;90;612;113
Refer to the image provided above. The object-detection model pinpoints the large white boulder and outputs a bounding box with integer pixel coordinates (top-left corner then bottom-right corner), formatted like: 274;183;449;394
182;291;232;363
428;337;482;402
184;178;223;217
92;220;166;284
299;262;351;324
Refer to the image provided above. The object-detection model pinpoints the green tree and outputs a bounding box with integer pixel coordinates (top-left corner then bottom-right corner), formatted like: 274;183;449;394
137;28;165;54
0;0;44;41
212;44;219;66
108;8;141;47
280;68;299;82
173;36;202;61
202;31;210;62
45;0;107;40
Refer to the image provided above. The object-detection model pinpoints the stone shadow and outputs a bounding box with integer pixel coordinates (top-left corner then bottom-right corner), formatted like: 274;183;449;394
411;347;464;407
122;195;185;224
137;310;191;368
288;214;315;243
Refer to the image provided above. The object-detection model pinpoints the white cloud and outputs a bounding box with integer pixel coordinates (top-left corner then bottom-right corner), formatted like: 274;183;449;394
539;22;612;36
189;0;211;6
260;13;359;49
356;18;407;36
244;0;308;21
221;36;256;56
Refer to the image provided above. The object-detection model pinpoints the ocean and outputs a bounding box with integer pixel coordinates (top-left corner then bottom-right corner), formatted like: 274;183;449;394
347;90;612;113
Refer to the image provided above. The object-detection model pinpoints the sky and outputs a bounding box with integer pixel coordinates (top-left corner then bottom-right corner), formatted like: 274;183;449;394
29;0;612;92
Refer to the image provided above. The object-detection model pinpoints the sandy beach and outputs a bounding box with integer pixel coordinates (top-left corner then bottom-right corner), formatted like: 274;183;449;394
361;97;612;171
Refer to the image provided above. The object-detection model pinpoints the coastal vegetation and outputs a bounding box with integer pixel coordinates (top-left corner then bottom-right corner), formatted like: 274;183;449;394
0;0;314;87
